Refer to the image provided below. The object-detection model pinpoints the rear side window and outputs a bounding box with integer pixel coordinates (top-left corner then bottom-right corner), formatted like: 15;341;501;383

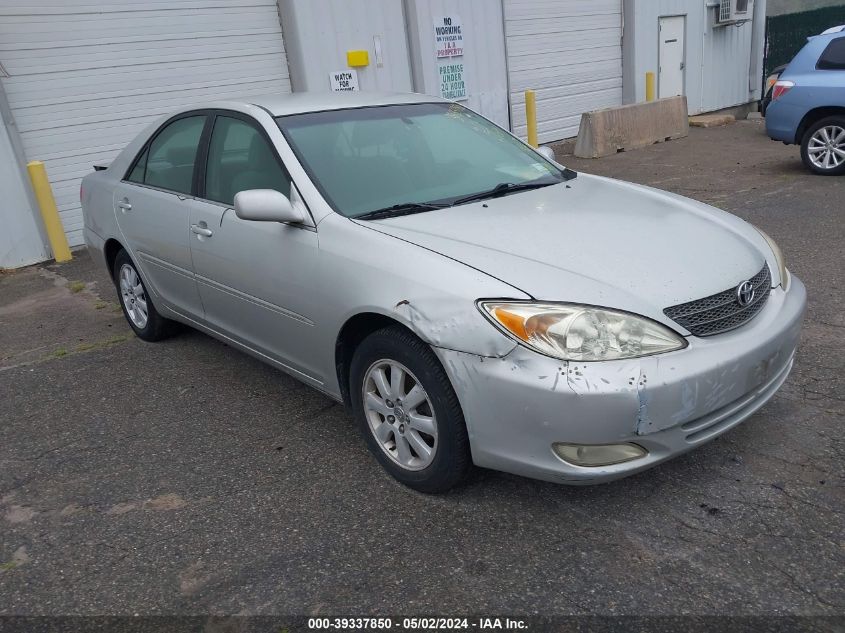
127;148;148;183
128;115;206;194
204;116;290;206
817;37;845;70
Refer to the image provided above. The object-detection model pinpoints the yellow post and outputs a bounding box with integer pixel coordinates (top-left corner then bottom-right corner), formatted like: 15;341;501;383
525;89;538;148
27;160;72;263
645;72;656;103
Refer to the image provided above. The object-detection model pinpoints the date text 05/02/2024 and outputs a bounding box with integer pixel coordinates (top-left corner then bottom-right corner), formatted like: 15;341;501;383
305;617;528;630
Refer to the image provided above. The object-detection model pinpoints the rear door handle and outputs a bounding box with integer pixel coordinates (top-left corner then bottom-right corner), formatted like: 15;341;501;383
117;201;132;211
190;224;213;237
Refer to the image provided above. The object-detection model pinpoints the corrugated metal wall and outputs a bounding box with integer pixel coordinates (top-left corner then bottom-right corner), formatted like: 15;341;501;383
504;0;624;143
622;0;762;115
405;0;510;128
279;0;413;93
0;0;292;248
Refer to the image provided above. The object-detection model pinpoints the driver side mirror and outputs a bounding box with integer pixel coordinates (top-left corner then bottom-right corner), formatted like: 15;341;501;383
234;189;305;224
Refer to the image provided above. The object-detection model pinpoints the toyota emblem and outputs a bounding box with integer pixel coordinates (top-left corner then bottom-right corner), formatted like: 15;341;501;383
736;280;755;307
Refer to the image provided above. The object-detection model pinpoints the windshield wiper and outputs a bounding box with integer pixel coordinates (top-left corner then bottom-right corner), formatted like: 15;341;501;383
355;202;449;221
451;180;559;206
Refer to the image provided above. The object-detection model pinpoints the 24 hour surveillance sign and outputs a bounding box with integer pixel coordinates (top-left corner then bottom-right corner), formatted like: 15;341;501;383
434;15;463;58
435;15;467;101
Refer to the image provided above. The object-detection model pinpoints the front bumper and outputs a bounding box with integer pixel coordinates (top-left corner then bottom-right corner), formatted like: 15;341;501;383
435;277;807;484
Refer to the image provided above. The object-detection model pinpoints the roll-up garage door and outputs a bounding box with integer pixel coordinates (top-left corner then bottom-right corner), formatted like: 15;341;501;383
0;0;292;247
504;0;623;144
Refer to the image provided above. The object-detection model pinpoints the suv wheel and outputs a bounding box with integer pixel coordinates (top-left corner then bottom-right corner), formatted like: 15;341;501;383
350;326;471;493
800;117;845;176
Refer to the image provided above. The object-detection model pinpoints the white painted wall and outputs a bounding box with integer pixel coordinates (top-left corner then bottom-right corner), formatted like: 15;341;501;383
504;0;624;143
0;120;46;269
0;0;292;250
404;0;510;129
279;0;413;93
623;0;766;114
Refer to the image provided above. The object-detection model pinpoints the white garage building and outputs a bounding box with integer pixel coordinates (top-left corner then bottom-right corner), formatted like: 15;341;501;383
0;0;764;268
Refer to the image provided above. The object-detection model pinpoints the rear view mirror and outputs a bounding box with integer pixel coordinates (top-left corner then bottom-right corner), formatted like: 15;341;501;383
234;189;305;224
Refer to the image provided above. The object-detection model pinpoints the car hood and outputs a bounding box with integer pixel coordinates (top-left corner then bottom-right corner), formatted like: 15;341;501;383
361;173;768;328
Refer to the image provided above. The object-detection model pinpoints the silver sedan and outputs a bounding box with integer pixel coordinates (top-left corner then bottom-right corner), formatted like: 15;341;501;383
81;93;806;492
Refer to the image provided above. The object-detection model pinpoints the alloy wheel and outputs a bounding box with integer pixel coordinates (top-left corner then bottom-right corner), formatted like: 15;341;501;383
362;359;438;471
119;263;148;329
807;125;845;170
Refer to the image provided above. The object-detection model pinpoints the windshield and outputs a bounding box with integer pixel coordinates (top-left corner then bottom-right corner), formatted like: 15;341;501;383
276;102;566;218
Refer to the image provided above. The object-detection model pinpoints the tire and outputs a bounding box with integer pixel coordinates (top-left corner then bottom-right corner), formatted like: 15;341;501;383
800;116;845;176
112;249;176;342
349;325;471;493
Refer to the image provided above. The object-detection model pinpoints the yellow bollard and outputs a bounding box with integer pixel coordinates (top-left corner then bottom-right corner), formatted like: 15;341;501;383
645;72;656;103
525;89;538;148
27;160;72;263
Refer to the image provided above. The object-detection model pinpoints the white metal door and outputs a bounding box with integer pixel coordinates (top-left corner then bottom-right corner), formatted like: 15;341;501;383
658;16;686;98
0;1;292;248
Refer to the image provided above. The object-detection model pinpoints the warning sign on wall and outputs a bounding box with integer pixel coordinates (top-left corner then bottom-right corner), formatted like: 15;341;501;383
438;61;467;101
434;15;464;58
329;70;359;92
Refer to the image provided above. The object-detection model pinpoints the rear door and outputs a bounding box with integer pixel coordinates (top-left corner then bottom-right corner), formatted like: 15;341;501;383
187;112;322;381
114;113;207;318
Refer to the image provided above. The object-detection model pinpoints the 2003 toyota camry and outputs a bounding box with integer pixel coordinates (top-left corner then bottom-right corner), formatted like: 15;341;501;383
81;93;806;492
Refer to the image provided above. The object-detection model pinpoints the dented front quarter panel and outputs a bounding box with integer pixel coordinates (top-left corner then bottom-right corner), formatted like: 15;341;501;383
434;280;807;484
312;213;523;396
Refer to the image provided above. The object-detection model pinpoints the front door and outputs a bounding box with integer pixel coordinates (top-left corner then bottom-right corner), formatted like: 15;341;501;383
114;114;207;318
659;16;686;98
187;113;322;381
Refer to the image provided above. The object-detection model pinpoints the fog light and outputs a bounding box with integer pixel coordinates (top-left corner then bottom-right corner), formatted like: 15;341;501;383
552;443;647;467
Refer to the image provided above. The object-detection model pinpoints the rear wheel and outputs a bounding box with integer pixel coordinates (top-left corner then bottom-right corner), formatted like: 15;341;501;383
800;117;845;176
350;326;470;493
113;249;176;342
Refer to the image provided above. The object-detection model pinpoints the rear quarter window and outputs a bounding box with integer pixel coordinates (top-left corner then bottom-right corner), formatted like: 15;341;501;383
817;37;845;70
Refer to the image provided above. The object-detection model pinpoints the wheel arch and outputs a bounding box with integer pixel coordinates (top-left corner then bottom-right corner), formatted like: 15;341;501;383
795;106;845;144
335;312;418;408
104;238;125;281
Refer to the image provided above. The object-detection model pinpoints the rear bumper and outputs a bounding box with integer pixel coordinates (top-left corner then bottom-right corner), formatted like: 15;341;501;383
765;101;805;144
435;277;807;484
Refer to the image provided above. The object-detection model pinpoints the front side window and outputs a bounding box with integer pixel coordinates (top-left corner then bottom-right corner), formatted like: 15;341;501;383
277;102;565;218
205;116;290;206
817;37;845;70
136;115;206;194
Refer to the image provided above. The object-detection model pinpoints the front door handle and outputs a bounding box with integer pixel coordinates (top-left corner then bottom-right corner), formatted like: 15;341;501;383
190;224;213;237
117;200;132;211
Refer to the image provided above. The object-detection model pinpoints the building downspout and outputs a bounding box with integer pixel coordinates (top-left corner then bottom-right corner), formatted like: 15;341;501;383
749;0;767;101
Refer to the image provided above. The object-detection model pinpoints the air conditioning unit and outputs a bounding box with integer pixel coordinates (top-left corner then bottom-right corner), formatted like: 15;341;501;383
716;0;753;25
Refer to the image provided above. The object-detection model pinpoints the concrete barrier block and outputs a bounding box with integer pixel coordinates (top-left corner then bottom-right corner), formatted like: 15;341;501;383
574;96;689;159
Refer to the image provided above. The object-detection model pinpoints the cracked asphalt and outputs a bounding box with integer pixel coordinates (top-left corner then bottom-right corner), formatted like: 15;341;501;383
0;119;842;619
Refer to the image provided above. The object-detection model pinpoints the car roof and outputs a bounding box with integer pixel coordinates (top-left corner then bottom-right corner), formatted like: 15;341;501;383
808;30;845;44
247;91;447;116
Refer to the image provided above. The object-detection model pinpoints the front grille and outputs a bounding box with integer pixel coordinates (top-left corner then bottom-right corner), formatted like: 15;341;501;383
664;265;771;337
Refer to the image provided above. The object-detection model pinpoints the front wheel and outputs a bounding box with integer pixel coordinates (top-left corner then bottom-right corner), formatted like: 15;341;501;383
350;326;471;493
800;117;845;176
113;249;176;342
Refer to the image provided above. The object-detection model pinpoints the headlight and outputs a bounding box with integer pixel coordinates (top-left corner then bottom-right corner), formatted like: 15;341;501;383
754;226;789;289
478;302;686;361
